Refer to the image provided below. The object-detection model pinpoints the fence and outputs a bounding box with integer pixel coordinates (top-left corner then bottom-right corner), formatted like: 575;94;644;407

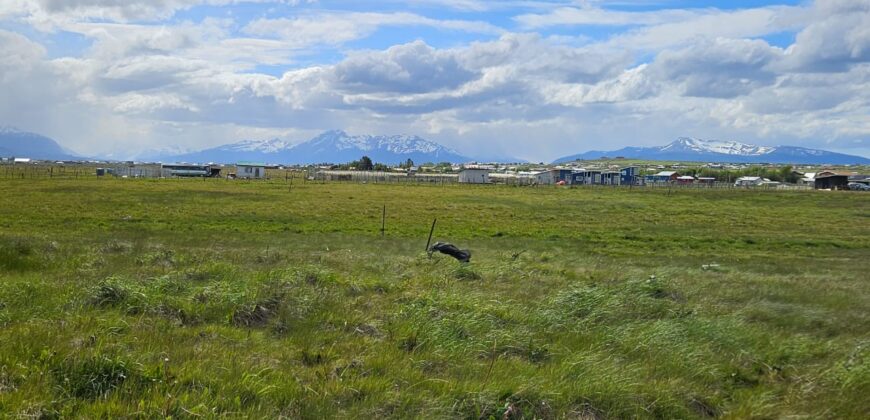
0;163;818;192
0;163;101;179
313;170;459;185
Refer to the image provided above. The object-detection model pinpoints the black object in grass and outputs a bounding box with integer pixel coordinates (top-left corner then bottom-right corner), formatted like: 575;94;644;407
430;242;471;263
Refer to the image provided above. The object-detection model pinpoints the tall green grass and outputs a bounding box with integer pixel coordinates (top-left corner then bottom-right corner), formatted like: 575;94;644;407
0;178;867;417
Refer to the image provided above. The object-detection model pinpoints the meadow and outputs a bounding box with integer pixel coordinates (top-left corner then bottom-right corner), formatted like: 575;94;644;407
0;176;867;418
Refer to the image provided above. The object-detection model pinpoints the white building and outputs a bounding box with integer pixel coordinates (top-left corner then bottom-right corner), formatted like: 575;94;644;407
458;168;490;184
734;176;767;187
236;162;266;179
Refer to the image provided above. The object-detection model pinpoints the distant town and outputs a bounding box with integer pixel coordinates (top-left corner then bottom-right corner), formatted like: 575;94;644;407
2;154;868;191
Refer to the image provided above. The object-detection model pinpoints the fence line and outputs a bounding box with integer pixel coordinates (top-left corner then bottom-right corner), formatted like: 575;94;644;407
0;164;818;191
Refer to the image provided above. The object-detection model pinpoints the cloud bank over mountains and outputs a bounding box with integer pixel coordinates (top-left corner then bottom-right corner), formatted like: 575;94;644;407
0;0;868;162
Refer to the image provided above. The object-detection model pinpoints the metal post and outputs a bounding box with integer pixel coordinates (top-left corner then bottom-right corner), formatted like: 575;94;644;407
425;218;437;254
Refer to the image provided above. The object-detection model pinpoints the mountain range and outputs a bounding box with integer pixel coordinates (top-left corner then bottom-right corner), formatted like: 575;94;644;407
147;130;475;164
0;127;80;160
553;137;870;165
2;127;868;165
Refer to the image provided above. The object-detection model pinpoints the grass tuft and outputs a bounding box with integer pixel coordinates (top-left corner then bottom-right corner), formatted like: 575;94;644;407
51;355;136;400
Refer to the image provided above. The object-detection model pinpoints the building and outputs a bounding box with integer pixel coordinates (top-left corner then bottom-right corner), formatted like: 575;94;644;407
797;172;816;186
619;167;639;185
814;172;850;190
734;176;765;187
645;171;680;183
458;168;490;184
571;170;602;185
161;163;222;178
236;162;266;179
549;168;574;184
676;176;696;184
697;177;716;185
601;171;621;185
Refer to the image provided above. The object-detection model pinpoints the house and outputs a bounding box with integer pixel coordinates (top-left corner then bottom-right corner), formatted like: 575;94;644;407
601;171;621;185
571;170;602;185
734;176;765;187
814;172;850;190
549;168;574;184
236;162;266;179
619;167;639;185
676;176;696;184
697;177;716;185
645;171;680;183
458;167;490;184
13;157;31;164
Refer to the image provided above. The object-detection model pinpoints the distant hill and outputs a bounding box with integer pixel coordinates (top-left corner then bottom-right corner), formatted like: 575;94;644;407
149;130;482;165
553;137;870;165
0;127;80;160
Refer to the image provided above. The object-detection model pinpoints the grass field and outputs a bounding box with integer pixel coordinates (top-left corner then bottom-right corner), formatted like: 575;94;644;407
0;177;868;418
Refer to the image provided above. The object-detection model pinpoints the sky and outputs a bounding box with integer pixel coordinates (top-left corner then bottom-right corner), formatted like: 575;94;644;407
0;0;868;161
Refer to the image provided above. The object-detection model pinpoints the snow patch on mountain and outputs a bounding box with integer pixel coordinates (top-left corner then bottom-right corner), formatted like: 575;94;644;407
302;130;459;155
224;138;292;153
664;137;776;156
0;126;23;134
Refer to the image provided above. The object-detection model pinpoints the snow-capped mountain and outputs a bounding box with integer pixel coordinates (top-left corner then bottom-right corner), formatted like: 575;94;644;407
222;138;293;153
661;137;776;156
154;130;476;164
286;130;470;164
0;127;81;160
553;137;870;165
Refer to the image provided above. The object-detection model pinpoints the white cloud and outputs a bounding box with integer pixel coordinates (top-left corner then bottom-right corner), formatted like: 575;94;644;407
1;0;315;28
242;12;504;47
1;0;869;160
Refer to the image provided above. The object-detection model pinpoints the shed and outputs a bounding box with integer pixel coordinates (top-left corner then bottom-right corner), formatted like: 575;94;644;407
549;169;574;184
734;176;765;187
676;176;696;184
571;170;601;185
458;168;490;184
645;171;680;183
814;173;849;190
601;171;621;185
236;162;266;179
619;167;639;185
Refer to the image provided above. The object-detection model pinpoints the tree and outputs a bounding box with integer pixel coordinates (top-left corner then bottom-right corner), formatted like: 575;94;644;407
779;165;798;183
359;156;373;171
403;158;414;169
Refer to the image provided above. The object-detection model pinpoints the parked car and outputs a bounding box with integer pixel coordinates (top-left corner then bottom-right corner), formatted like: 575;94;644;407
848;182;870;191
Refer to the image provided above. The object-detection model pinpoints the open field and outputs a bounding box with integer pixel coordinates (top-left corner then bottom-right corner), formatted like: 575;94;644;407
0;178;868;418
